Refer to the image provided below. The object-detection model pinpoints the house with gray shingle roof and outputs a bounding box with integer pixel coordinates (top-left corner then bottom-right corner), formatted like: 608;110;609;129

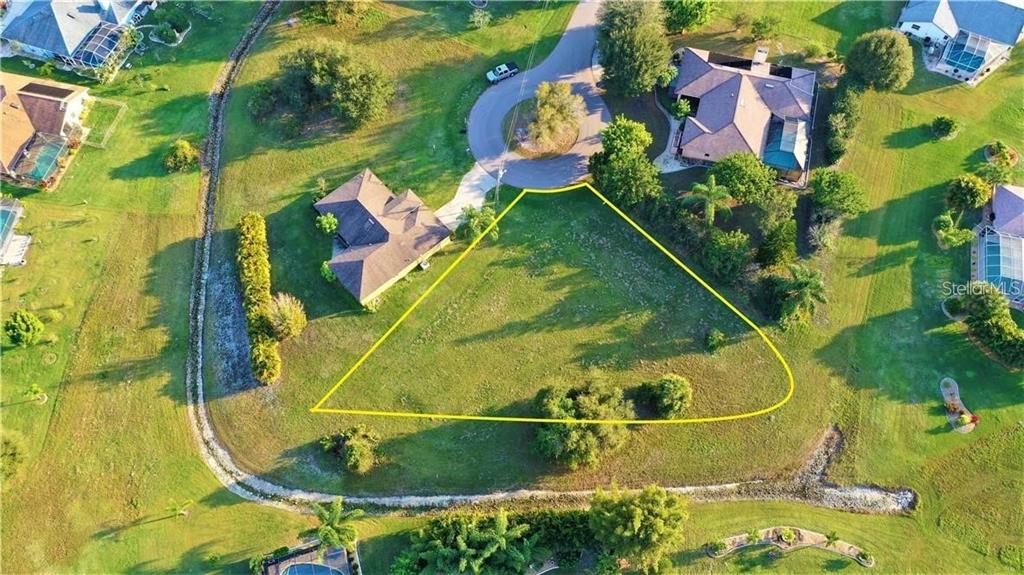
314;169;451;306
1;0;147;72
671;47;816;184
976;184;1024;310
897;0;1024;85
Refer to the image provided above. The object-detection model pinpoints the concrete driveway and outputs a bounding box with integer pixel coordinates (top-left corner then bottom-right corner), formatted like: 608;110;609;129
467;0;610;189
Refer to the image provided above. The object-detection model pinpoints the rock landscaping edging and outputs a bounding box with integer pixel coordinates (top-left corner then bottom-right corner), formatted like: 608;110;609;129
711;526;875;568
181;2;918;517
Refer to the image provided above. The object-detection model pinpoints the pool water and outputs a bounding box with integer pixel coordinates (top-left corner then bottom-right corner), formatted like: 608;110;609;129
282;563;344;575
25;141;65;181
0;208;16;249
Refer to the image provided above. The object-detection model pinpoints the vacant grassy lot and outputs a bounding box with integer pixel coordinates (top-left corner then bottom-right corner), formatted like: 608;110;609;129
0;5;310;572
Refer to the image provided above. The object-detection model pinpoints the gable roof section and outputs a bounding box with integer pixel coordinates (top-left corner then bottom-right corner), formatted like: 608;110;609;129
672;47;814;166
1;0;142;58
0;71;87;173
900;0;1024;45
994;184;1024;236
314;169;450;303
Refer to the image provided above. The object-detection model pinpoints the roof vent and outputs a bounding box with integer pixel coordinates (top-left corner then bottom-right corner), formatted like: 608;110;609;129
765;83;775;88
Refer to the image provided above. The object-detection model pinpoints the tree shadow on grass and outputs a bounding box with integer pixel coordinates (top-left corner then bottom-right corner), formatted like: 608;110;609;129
883;124;933;150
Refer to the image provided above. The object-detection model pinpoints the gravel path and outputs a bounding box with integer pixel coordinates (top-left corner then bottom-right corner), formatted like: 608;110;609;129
183;1;917;517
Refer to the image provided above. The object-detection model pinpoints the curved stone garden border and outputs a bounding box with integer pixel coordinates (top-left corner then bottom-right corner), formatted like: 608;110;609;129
710;526;875;568
940;377;976;433
984;142;1019;167
181;1;918;516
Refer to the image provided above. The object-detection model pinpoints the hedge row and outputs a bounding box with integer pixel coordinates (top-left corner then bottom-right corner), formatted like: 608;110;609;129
825;82;863;164
963;283;1024;367
237;212;280;384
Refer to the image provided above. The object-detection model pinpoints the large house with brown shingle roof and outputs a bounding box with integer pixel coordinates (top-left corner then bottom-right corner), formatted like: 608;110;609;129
671;47;817;183
1;71;88;184
314;169;451;305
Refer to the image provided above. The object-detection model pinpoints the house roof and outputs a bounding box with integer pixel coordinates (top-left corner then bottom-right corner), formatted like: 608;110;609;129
0;71;88;172
899;0;1024;45
314;169;450;303
993;183;1024;236
1;0;141;58
672;47;815;166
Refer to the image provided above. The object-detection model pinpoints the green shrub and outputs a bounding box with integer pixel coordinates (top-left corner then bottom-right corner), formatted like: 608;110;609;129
468;8;491;29
250;335;281;385
811;168;868;221
316;212;339;235
932;115;961;139
670;98;692;119
804;41;827;59
705;328;727;354
779;527;796;543
535;374;634;469
989;140;1015;166
937;226;975;248
664;0;716;34
320;261;335;281
977;162;1012;185
708;152;776;205
589;486;688;573
757;220;797;267
933;211;955;232
641;374;692;418
321;425;379;474
751;15;781;41
455;205;498;241
703;227;751;285
268;293;307;340
961;282;1024;366
945;295;964;316
2;437;24;481
164;139;200;172
154;22;177;43
247;81;277;123
4;310;44;347
509;509;593;566
825;83;863;164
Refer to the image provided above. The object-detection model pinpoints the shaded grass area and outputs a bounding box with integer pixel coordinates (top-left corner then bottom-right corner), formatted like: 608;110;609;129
0;5;311;572
82;98;127;147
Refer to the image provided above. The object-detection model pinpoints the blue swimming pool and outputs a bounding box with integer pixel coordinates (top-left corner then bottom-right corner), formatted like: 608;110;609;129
24;140;65;181
282;563;344;575
0;204;21;252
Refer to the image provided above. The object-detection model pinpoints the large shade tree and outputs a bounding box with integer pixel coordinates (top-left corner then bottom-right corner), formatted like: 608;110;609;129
589;485;688;573
664;0;716;34
529;81;585;150
589;116;662;206
535;375;634;469
846;29;914;91
598;1;672;96
707;152;777;205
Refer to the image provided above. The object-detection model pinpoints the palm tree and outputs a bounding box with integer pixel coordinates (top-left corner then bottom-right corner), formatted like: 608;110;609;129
680;175;732;226
781;264;828;325
164;499;194;518
311;497;364;558
824;530;839;548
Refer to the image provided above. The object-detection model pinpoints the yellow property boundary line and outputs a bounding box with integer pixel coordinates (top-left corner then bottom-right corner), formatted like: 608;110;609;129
310;183;795;424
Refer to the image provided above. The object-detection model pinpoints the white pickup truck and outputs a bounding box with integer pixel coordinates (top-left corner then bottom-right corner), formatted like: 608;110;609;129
485;62;520;84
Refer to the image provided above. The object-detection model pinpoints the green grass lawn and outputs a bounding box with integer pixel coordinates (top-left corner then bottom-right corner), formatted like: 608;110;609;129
82;98;127;147
0;5;311;572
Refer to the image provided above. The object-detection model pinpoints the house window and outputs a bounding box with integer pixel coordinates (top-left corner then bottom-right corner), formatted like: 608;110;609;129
910;24;921;30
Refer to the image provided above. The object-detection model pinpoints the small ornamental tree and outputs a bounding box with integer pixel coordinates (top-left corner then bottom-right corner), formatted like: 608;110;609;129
250;336;281;384
810;168;869;221
680;174;732;226
529;81;585;151
932;115;962;140
268;293;307;340
642;374;693;418
597;0;671;96
316;212;339;235
757;219;797;267
846;29;914;91
751;15;781;41
946;173;992;212
664;0;716;34
708;152;776;205
4;310;44;347
247;81;277;123
705;328;727;354
535;375;634;469
164;139;200;172
456;205;498;241
779;264;828;327
310;497;363;556
589;116;662;206
589;485;688;573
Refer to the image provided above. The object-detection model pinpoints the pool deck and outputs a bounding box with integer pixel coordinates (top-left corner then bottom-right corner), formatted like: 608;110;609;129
263;544;350;575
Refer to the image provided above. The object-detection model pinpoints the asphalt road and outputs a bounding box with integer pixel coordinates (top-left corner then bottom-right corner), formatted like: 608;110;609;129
467;0;610;189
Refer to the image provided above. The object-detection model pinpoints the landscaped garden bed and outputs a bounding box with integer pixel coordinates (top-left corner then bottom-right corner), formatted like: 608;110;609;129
708;525;875;568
